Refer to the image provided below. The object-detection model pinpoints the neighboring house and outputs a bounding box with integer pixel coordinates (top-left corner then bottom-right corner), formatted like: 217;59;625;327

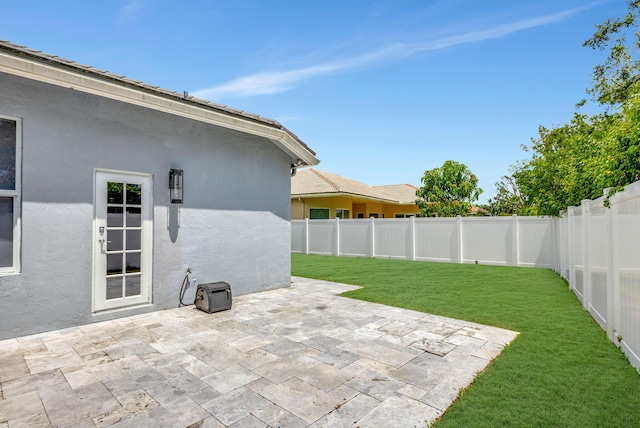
291;168;421;219
0;41;318;339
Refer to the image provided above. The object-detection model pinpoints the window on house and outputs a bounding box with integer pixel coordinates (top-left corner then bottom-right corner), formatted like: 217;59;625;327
0;117;20;273
309;208;329;219
369;213;379;218
357;213;364;218
336;209;350;219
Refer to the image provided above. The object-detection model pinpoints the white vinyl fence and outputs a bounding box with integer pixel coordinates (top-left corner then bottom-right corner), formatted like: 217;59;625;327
292;215;556;268
291;179;640;371
554;180;640;372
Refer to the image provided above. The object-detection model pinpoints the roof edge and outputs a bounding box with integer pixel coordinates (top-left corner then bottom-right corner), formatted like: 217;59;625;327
0;40;319;166
291;192;398;204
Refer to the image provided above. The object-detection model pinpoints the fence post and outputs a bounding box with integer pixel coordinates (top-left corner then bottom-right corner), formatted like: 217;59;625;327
567;207;575;290
410;216;416;261
550;217;558;273
512;214;519;266
335;217;340;257
551;217;558;274
370;217;376;258
608;189;622;346
456;215;463;264
304;218;309;254
604;188;616;342
562;213;569;279
581;199;591;311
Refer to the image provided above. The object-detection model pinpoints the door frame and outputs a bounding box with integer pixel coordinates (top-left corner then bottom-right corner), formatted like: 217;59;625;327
92;169;153;312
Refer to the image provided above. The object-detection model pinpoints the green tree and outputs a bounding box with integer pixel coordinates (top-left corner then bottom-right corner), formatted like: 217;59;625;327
583;0;640;107
514;87;640;216
506;2;640;215
415;160;482;217
486;173;528;216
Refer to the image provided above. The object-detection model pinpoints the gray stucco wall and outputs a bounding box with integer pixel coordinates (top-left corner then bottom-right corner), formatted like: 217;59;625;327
0;72;293;339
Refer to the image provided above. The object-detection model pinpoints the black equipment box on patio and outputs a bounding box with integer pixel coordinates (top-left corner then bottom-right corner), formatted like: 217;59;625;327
195;282;232;314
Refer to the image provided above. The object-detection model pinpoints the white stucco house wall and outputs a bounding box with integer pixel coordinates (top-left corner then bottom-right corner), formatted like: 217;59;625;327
0;40;319;339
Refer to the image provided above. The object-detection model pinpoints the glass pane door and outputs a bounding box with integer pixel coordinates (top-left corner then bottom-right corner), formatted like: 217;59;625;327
94;171;152;311
105;182;143;300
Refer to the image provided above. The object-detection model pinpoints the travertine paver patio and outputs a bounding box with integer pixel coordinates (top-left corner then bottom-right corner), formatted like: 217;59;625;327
0;277;518;428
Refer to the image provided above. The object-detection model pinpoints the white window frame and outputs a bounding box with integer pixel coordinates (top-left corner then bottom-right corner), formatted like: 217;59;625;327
0;115;21;275
336;208;350;219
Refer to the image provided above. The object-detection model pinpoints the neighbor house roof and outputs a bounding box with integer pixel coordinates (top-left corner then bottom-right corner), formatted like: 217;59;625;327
0;40;319;167
292;169;415;203
373;184;419;205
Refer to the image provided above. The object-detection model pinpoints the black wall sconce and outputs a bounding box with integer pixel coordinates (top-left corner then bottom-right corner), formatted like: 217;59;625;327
169;169;183;204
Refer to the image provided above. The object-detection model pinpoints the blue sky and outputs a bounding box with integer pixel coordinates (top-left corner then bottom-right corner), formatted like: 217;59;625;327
0;0;626;203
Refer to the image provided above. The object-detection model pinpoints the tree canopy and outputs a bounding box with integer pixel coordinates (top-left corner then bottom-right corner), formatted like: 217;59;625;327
583;0;640;107
496;1;640;216
416;160;482;217
485;173;528;216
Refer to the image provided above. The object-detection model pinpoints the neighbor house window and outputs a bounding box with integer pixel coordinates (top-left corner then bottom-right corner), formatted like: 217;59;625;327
369;213;379;218
0;116;21;274
309;208;329;219
336;209;350;219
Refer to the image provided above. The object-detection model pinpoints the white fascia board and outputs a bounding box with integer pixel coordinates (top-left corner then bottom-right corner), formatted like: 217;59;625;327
292;193;397;203
0;52;319;166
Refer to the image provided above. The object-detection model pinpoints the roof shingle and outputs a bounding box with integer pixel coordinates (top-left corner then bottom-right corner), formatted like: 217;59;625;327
292;169;417;204
373;184;419;204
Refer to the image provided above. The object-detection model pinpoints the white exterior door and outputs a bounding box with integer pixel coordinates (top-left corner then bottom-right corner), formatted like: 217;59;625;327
93;170;152;312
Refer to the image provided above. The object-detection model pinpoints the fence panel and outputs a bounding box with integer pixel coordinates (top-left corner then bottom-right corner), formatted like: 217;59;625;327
462;217;513;265
570;207;584;302
518;217;555;268
587;200;608;329
374;219;412;259
414;218;458;262
555;215;570;280
306;220;336;255
339;220;371;257
612;184;640;370
291;220;306;253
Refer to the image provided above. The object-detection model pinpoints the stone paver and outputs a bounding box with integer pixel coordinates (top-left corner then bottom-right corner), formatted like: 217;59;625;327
0;276;518;427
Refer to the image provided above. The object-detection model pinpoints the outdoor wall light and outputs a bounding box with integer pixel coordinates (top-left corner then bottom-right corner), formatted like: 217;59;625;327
169;169;183;204
291;158;304;177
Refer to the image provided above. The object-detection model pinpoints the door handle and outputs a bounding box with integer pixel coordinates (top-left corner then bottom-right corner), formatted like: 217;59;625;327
98;239;112;244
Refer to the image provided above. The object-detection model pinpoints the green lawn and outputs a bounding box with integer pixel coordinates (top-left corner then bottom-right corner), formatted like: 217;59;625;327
292;254;640;427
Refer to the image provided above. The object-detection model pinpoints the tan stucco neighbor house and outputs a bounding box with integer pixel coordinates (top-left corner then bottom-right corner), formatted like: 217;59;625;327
291;168;421;219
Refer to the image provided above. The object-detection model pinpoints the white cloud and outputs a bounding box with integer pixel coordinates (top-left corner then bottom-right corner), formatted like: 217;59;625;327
118;0;144;23
194;45;404;99
193;4;596;101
